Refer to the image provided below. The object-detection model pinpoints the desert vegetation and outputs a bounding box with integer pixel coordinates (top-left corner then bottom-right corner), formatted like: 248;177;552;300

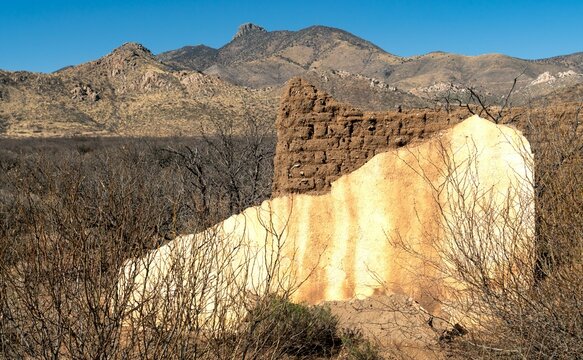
0;88;581;359
417;98;583;359
0;121;382;359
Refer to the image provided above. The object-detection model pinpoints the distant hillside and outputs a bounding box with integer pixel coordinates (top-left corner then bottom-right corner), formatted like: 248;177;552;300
157;45;219;72
531;82;583;105
159;24;583;104
391;52;583;104
531;52;583;72
0;43;276;137
300;69;432;110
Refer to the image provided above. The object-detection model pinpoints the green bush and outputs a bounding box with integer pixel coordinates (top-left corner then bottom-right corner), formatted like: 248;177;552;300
244;296;342;357
340;328;382;360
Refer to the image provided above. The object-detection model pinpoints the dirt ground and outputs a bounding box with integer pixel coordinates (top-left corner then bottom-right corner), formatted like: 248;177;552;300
327;293;449;359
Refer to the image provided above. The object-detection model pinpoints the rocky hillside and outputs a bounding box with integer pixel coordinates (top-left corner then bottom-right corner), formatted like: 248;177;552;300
300;69;432;110
159;23;583;104
391;52;582;103
0;43;276;137
158;24;401;88
531;82;583;105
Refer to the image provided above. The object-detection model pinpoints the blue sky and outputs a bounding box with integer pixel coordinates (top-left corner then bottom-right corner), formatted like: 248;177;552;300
1;0;582;73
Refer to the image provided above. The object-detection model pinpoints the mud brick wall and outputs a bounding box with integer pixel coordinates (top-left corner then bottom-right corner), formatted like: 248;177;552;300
273;77;472;196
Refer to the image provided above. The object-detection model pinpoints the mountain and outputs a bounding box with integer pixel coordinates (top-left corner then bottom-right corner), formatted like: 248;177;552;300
1;24;582;137
158;24;401;88
0;42;277;137
157;45;219;72
159;24;583;104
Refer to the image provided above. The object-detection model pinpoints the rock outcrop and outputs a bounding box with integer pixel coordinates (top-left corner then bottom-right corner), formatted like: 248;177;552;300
71;83;100;102
233;23;267;40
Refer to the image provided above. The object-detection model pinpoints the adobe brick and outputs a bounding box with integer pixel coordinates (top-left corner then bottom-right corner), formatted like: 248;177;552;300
296;126;314;140
290;165;318;178
314;151;327;164
288;178;315;191
326;149;347;161
303;138;339;151
314;123;328;138
290;152;315;164
364;135;390;146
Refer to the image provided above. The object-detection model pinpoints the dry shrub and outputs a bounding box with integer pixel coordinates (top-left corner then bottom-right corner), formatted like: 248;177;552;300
0;129;278;359
0;144;181;358
426;104;583;359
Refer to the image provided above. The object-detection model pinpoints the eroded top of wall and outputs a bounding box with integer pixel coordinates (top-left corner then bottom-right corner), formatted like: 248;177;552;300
273;77;472;196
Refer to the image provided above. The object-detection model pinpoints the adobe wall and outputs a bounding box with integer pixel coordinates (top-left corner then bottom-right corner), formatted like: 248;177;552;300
273;77;471;196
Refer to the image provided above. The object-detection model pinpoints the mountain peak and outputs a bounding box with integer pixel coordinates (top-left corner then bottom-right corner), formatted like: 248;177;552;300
111;42;153;58
233;23;266;40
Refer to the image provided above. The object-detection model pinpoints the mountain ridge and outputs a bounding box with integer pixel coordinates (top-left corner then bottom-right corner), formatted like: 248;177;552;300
156;23;583;103
1;23;581;137
157;24;401;88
